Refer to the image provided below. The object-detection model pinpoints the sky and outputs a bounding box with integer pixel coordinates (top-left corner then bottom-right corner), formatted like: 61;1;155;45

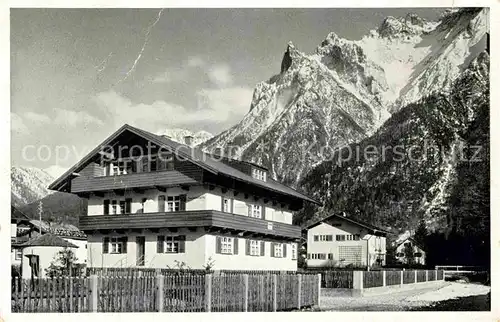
10;8;444;178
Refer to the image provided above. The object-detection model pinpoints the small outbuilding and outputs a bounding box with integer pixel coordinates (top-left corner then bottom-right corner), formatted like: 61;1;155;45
19;234;78;279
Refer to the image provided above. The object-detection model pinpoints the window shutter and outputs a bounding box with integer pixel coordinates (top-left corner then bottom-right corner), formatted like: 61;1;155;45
157;235;164;253
245;239;250;255
103;237;109;253
262;206;266;219
247;204;252;217
179;194;187;211
215;236;222;254
230;199;234;213
221;197;225;212
158;195;165;212
314;235;318;242
283;243;287;258
260;241;265;256
103;200;110;215
178;235;186;253
125;198;132;214
271;242;275;257
121;237;128;253
233;238;238;255
307;253;310;259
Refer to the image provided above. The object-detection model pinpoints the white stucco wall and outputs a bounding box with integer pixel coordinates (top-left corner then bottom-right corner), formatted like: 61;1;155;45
86;185;294;225
86;229;297;270
11;223;17;238
21;246;70;278
306;220;387;268
395;240;426;265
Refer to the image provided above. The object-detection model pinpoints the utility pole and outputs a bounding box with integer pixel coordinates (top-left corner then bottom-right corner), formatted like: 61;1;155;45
37;201;43;234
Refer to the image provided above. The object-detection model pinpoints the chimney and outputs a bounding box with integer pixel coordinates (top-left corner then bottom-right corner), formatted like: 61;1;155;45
184;135;193;146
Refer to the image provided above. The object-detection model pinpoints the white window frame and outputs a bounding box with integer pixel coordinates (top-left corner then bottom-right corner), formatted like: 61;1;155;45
291;244;297;260
274;243;283;258
250;204;262;218
111;201;118;215
250;240;260;256
252;168;267;181
167;196;180;212
109;237;123;254
221;237;233;254
164;235;181;253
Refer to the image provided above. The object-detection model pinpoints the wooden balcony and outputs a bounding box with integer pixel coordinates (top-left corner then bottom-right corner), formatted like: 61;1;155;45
71;170;200;194
79;210;301;240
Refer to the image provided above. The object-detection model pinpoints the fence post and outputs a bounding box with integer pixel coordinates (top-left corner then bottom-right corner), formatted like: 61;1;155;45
382;271;387;287
297;274;302;309
352;271;363;296
400;270;403;286
414;270;417;283
205;274;212;312
272;274;277;312
243;274;249;312
317;274;321;307
156;275;164;312
425;270;429;282
89;274;98;312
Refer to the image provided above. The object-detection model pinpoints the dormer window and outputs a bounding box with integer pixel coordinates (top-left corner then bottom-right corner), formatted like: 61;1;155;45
252;168;266;181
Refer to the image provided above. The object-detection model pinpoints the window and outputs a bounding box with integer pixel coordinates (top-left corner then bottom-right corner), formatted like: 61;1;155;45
249;204;262;218
104;199;110;215
158;153;174;171
164;236;183;253
138;198;147;213
252;168;267;181
396;252;405;257
167;196;180;212
328;253;333;260
119;201;126;214
309;253;326;260
335;234;360;241
338;246;362;265
250;240;260;256
110;237;123;254
314;234;333;241
111;200;117;215
221;237;233;254
291;244;297;260
414;252;422;258
274;243;283;258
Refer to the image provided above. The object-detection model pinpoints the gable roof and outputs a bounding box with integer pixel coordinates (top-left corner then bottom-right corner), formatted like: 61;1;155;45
19;233;78;248
395;237;425;250
49;124;319;204
28;220;87;240
306;212;391;236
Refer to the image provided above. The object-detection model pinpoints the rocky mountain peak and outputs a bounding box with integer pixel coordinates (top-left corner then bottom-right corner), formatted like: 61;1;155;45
376;14;433;38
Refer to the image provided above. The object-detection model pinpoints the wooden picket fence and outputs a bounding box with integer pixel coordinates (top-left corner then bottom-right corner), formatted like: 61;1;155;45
11;277;90;312
12;272;320;313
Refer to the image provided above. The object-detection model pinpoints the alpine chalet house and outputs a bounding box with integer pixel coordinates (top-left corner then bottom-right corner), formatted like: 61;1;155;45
48;124;318;271
305;213;389;268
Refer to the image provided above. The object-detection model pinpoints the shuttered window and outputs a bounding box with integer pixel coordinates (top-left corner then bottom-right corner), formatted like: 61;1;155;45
105;237;127;254
157;235;186;253
216;236;237;255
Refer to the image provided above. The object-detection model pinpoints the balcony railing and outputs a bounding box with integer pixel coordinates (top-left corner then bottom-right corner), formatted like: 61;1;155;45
79;210;301;239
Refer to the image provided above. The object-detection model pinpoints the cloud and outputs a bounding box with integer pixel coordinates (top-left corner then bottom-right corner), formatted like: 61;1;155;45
196;86;253;123
207;64;233;87
94;88;253;130
11;113;29;135
186;56;205;68
152;68;188;84
44;165;68;179
24;111;51;124
53;108;104;127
